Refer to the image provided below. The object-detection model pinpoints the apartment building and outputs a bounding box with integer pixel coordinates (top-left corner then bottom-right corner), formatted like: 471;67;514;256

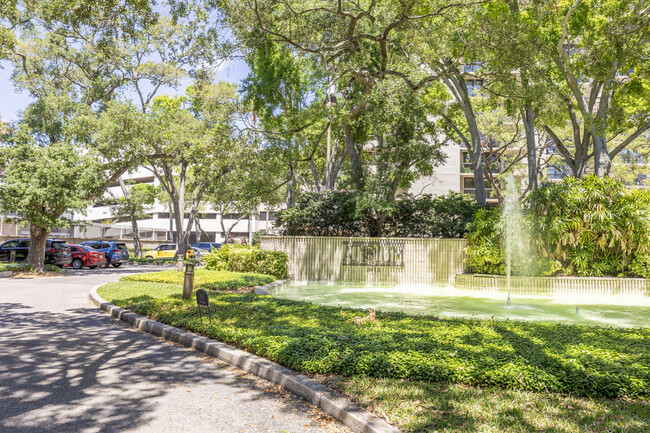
73;167;279;243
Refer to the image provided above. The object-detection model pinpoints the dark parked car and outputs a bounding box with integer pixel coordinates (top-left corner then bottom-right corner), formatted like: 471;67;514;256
79;241;129;267
67;244;107;269
0;238;72;267
191;242;222;252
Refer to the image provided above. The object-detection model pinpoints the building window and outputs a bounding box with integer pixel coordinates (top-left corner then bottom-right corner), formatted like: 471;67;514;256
548;167;566;180
466;79;484;96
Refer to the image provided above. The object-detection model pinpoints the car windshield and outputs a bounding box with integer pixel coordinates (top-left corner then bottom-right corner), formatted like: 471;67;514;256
117;243;128;251
82;246;97;252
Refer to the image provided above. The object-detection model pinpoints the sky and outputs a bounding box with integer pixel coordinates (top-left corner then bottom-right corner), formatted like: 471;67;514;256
0;59;251;123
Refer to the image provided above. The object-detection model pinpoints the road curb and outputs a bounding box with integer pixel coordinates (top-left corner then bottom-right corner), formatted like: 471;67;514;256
88;285;400;433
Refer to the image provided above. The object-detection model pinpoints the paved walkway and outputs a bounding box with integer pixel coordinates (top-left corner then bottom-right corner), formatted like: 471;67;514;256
0;268;349;433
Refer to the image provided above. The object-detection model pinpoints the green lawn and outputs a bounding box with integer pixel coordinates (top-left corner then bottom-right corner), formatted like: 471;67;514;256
120;268;275;290
97;278;650;433
323;376;649;433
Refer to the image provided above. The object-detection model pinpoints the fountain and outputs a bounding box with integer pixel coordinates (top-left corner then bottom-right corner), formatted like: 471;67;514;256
502;173;529;307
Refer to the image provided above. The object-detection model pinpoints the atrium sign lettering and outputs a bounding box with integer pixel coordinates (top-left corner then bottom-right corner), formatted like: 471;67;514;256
341;240;405;267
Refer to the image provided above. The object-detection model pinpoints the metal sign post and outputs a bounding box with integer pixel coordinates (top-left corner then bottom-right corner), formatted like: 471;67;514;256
196;288;211;325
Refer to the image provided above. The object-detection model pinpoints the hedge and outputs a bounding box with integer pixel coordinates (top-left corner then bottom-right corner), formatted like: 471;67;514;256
0;263;62;273
203;245;288;279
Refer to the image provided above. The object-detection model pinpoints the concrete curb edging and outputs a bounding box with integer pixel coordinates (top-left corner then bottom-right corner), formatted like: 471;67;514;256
254;279;290;295
88;286;400;433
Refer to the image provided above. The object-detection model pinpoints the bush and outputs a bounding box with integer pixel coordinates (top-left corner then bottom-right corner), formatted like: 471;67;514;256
388;192;481;238
529;176;650;277
276;191;479;238
466;176;650;277
465;208;506;274
0;263;62;273
203;244;288;279
276;191;365;236
121;268;275;290
102;283;650;400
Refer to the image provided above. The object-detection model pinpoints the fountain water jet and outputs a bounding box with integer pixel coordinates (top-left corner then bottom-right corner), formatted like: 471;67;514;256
502;173;529;306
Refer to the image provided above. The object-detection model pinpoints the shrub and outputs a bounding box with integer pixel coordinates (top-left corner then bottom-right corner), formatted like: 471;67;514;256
465;208;505;274
203;244;288;279
389;192;481;238
0;263;61;273
276;191;365;236
276;191;480;238
466;176;650;277
529;176;650;277
121;268;275;290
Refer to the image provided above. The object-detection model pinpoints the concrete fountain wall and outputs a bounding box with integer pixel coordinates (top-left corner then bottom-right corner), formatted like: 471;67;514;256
259;236;466;285
455;273;649;297
261;236;650;296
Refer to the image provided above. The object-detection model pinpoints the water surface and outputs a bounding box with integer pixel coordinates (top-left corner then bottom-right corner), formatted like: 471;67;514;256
270;282;650;328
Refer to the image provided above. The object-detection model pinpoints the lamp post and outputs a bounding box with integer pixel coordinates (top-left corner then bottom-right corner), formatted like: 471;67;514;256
183;262;195;299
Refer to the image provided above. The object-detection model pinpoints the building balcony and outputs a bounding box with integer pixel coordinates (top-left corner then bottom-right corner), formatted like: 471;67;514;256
461;188;500;200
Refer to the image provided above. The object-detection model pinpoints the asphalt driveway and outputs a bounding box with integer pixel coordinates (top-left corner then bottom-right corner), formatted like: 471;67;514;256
0;268;349;433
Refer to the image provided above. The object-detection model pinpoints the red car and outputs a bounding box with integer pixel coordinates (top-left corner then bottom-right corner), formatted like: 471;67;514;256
67;244;107;269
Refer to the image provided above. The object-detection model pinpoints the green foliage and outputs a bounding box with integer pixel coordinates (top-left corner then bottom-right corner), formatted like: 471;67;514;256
466;177;650;277
121;268;275;291
277;191;479;238
528;176;650;277
276;191;364;237
389;192;481;238
203;244;288;279
465;208;506;274
110;183;156;221
0;138;103;229
0;263;61;273
103;281;650;399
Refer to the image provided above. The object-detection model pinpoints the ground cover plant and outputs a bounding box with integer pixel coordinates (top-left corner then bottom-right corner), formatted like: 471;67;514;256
99;281;650;400
323;376;649;433
121;269;274;291
0;263;61;273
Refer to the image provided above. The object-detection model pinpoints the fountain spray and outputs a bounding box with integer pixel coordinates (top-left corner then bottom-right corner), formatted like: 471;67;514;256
503;173;526;306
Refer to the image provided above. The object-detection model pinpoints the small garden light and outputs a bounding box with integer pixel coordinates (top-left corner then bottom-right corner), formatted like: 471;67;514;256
183;262;195;299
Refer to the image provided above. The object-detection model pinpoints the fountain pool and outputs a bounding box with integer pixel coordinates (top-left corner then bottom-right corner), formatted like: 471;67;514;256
269;281;650;328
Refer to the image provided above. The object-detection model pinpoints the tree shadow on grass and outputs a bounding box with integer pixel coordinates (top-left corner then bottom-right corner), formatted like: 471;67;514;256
325;376;650;433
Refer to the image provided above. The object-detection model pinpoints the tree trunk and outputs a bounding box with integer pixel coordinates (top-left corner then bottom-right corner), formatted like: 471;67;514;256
175;165;187;266
286;171;296;208
342;122;365;191
443;75;486;205
27;224;49;273
130;216;142;257
521;104;538;190
463;107;487;205
593;134;611;177
118;177;142;257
